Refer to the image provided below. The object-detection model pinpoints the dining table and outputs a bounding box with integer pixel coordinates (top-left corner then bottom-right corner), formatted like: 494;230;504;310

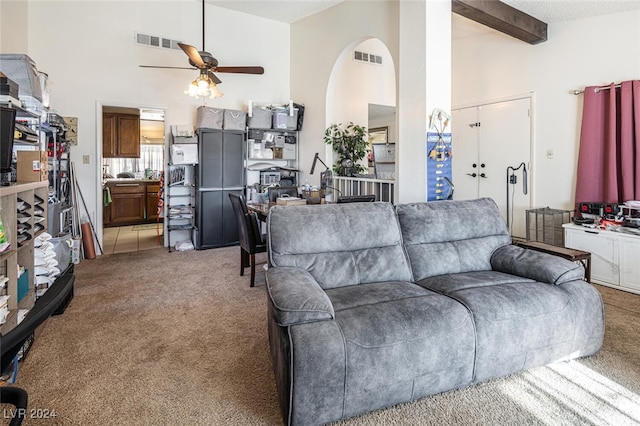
246;202;273;222
247;199;329;222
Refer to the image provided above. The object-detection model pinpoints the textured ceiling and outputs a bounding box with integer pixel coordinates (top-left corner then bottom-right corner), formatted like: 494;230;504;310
208;0;343;23
502;0;640;22
209;0;640;24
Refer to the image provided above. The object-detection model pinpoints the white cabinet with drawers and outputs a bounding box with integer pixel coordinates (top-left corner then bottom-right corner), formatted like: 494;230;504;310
564;223;640;294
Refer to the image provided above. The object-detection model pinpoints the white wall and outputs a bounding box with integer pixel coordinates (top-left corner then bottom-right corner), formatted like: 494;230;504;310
328;38;396;127
16;0;289;246
290;0;399;184
452;9;640;211
1;1;29;53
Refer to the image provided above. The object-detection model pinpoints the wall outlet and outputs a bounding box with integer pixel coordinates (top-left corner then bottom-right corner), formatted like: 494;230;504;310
509;174;517;184
83;155;90;164
546;149;554;159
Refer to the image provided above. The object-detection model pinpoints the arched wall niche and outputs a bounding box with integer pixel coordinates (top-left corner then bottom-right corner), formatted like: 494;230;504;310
325;37;397;173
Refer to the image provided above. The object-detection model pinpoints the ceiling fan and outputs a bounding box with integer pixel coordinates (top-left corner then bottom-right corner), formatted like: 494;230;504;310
139;0;264;98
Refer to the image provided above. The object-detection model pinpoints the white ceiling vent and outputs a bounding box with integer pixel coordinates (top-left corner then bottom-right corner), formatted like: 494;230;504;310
354;51;382;65
135;32;182;51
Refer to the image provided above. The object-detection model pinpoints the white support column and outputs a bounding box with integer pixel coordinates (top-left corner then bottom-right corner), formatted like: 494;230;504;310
397;0;451;203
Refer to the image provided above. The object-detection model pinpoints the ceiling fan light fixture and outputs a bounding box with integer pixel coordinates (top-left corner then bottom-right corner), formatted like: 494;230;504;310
184;73;223;99
210;82;223;98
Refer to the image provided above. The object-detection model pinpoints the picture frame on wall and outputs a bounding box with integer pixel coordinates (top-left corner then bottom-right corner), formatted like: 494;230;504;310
368;126;388;168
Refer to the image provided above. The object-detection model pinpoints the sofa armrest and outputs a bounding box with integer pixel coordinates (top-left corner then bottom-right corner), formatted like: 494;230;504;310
491;244;584;285
266;266;335;326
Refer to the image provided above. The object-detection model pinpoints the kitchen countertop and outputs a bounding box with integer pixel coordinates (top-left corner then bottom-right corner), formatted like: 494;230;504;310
102;178;160;188
102;178;160;183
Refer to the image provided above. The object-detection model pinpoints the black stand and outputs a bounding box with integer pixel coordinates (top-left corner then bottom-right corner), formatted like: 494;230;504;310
310;153;333;191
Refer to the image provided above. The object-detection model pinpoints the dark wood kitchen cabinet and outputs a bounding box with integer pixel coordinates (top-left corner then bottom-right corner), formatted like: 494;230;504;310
146;184;160;221
107;182;145;225
103;112;140;158
104;180;162;227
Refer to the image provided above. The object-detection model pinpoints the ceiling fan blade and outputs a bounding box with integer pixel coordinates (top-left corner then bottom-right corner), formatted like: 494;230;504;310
207;71;222;85
178;42;206;68
139;65;197;70
214;66;264;75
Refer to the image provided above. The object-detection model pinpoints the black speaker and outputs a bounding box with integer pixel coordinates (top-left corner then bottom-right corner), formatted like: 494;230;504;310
578;202;619;216
578;202;604;215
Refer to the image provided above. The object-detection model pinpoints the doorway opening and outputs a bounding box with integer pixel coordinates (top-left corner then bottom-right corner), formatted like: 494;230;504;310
97;102;167;254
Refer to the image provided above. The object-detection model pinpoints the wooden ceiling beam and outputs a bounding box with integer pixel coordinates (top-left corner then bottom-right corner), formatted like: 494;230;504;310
452;0;548;45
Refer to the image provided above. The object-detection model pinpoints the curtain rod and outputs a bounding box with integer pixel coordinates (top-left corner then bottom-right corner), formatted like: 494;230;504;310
573;83;622;95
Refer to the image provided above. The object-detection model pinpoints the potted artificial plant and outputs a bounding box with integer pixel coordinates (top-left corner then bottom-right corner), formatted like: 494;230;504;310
324;122;369;176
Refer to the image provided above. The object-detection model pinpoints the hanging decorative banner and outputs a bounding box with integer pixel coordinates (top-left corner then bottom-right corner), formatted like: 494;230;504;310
426;107;453;201
426;132;453;201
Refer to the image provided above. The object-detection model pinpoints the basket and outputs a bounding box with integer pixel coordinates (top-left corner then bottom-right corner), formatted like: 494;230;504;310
247;107;272;129
526;207;571;246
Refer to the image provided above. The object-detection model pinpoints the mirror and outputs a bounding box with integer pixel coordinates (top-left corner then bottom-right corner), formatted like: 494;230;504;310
367;103;395;174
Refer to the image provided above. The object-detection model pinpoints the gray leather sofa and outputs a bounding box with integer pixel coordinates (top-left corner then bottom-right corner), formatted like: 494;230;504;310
266;198;604;426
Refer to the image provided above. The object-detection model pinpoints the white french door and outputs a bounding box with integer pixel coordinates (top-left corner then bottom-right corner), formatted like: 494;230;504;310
452;97;532;239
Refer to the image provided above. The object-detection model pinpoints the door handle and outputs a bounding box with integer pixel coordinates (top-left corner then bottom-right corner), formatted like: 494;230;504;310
480;173;487;178
466;173;477;178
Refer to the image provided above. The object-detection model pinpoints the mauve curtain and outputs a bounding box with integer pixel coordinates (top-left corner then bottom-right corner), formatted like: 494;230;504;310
575;80;640;207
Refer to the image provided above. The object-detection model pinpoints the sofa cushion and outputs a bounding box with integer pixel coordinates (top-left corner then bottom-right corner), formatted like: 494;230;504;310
419;271;602;382
396;198;511;281
268;203;413;289
323;281;476;417
417;270;534;294
267;267;334;326
491;244;585;284
452;281;576;382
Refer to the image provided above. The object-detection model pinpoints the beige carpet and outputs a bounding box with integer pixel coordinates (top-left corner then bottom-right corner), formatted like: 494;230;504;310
7;247;640;425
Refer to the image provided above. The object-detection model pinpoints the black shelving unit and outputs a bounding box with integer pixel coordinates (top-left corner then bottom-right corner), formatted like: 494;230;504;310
44;113;73;236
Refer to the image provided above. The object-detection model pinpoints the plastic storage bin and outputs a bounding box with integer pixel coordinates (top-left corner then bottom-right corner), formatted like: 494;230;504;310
247;107;272;129
526;207;571;246
272;107;298;130
0;54;43;101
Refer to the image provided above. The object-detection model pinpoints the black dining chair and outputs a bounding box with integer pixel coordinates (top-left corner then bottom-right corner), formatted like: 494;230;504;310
1;274;75;426
268;186;299;203
229;193;267;287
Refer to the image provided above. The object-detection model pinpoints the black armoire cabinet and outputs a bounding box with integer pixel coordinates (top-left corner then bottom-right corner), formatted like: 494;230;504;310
195;129;244;249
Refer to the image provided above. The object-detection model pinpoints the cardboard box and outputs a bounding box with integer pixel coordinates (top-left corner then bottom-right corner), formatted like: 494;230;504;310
276;197;307;206
17;151;48;182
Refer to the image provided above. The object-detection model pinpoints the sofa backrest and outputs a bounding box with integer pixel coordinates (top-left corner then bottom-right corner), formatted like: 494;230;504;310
396;198;511;281
268;202;413;289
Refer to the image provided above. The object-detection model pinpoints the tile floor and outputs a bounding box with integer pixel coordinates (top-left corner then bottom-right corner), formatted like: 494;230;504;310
102;225;163;255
